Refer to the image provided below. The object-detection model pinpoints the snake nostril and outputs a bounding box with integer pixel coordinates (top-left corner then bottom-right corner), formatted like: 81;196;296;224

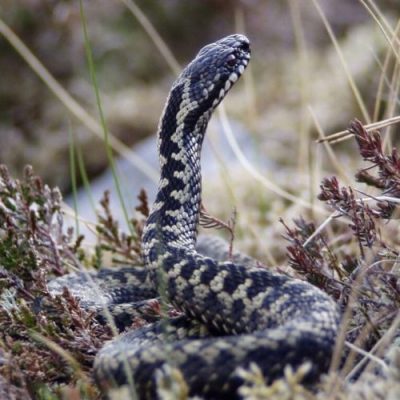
239;41;250;53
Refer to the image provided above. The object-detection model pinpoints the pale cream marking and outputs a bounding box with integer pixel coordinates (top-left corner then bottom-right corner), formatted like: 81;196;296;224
209;269;228;292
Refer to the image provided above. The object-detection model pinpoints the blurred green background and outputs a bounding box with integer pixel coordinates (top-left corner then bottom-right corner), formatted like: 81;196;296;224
0;0;399;197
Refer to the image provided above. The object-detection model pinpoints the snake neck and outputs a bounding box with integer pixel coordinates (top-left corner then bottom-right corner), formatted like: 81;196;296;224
144;79;213;257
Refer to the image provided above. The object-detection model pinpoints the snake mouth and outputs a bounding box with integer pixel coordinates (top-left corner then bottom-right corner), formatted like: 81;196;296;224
214;57;250;104
222;37;251;93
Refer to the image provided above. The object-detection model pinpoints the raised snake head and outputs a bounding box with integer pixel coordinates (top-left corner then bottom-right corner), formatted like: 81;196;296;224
176;34;251;117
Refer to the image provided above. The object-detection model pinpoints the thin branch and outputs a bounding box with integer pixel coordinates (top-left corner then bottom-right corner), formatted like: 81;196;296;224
317;115;400;144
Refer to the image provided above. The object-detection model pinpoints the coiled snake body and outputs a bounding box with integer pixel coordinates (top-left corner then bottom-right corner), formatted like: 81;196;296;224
50;35;339;399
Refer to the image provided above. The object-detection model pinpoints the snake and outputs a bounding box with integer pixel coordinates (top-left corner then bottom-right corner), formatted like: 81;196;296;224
49;34;340;399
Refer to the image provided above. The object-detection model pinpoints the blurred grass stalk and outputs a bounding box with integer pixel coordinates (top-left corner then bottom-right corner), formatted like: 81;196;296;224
318;1;400;145
68;121;80;236
0;17;158;183
119;0;180;76
78;0;133;234
311;0;371;124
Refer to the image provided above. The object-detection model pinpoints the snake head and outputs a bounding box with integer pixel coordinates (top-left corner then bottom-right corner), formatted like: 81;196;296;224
179;34;251;112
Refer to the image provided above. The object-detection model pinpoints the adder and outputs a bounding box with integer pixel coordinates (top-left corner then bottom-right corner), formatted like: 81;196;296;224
49;34;340;399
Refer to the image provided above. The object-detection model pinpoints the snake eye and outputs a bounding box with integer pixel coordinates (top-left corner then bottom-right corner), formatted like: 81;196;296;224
227;54;236;67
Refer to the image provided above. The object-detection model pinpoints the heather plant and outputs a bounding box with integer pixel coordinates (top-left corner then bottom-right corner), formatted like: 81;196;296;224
0;165;107;398
0;164;155;398
1;120;400;399
282;120;400;391
95;188;149;268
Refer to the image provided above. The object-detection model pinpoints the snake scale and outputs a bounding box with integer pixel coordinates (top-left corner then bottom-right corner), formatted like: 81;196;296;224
49;34;340;399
